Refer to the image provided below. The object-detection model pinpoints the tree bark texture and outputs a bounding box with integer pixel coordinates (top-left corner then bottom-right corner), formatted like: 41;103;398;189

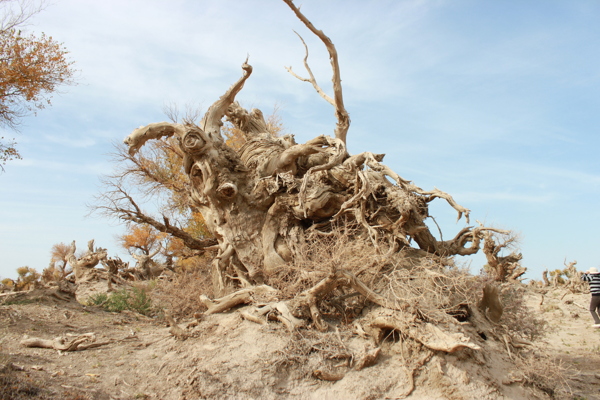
122;2;515;296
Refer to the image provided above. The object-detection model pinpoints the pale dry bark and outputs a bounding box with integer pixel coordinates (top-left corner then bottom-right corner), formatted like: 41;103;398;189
130;245;164;280
480;227;524;282
123;56;493;296
121;0;521;342
66;240;107;284
564;259;585;292
478;283;504;323
20;333;110;352
368;313;480;353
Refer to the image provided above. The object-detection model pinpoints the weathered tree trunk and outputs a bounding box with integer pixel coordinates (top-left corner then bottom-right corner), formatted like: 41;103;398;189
564;260;585;292
542;270;550;287
66;240;107;284
123;1;513;298
481;230;524;282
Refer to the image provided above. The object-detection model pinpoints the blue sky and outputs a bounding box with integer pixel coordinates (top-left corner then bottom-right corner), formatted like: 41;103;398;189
1;0;599;280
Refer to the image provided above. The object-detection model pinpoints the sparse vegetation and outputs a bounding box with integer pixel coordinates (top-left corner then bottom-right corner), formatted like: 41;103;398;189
152;262;213;319
513;353;573;398
88;287;153;315
1;1;595;399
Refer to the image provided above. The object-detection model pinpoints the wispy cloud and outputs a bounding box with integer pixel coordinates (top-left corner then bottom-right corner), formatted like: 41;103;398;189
2;0;600;281
43;134;96;148
454;191;555;204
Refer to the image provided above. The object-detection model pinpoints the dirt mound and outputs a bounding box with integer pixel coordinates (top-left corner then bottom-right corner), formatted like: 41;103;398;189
2;285;598;400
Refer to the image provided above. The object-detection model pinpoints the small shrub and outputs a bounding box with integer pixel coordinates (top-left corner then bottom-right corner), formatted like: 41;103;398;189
514;353;573;397
87;288;153;315
500;284;548;341
87;292;108;306
105;289;133;313
126;287;152;315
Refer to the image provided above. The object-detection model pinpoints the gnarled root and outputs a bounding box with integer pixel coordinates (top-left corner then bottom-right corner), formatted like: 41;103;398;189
394;350;434;399
240;302;306;332
289;269;408;332
200;285;278;314
353;345;381;371
369;313;480;353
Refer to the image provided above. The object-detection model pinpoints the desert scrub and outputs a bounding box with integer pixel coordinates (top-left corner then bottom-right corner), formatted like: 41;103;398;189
499;284;548;341
152;263;213;319
88;287;153;315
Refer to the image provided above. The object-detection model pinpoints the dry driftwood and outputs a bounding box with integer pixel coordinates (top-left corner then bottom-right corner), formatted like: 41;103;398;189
20;333;110;352
369;314;480;353
66;240;107;284
200;285;278;314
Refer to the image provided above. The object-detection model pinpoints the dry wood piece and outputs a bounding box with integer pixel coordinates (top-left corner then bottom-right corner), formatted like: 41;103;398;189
353;346;380;371
20;333;110;352
165;313;189;340
263;302;306;331
312;368;345;382
478;283;503;323
394;351;434;399
289;269;407;331
66;240;108;284
480;226;524;282
200;285;278;315
369;314;480;353
239;309;268;325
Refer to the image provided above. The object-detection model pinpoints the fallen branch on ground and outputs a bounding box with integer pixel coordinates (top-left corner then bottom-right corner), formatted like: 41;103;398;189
200;285;278;314
20;333;110;352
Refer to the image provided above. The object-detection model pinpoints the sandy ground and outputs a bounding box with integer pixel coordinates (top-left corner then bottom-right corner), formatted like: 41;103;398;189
527;289;600;400
0;286;599;400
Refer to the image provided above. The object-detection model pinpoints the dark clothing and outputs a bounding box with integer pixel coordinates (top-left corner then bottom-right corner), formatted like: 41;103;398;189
582;273;600;324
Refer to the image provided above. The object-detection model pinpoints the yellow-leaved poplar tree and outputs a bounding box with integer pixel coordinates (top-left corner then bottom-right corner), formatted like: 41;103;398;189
0;0;75;167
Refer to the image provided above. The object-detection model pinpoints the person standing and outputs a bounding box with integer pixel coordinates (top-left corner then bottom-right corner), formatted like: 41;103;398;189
582;267;600;327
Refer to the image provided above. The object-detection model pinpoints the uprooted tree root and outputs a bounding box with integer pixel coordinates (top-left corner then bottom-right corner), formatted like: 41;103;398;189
194;228;571;398
94;1;572;397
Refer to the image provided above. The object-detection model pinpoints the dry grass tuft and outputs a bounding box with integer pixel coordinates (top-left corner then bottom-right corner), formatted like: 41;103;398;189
268;224;549;342
499;284;548;341
376;258;478;323
271;329;353;378
268;224;382;298
152;261;213;320
513;353;573;398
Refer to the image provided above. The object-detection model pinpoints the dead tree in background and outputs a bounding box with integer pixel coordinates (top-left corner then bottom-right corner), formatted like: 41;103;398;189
66;240;107;284
481;228;524;282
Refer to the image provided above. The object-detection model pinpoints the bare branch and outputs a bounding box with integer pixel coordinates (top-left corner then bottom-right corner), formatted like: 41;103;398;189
124;122;186;156
0;0;46;33
200;59;253;140
91;181;215;251
285;31;334;106
283;0;350;145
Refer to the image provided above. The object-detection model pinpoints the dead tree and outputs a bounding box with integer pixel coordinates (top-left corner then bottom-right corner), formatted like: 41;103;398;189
481;229;524;282
122;0;517;331
561;259;585;292
101;256;129;291
130;245;165;280
66;240;107;283
542;270;550;287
